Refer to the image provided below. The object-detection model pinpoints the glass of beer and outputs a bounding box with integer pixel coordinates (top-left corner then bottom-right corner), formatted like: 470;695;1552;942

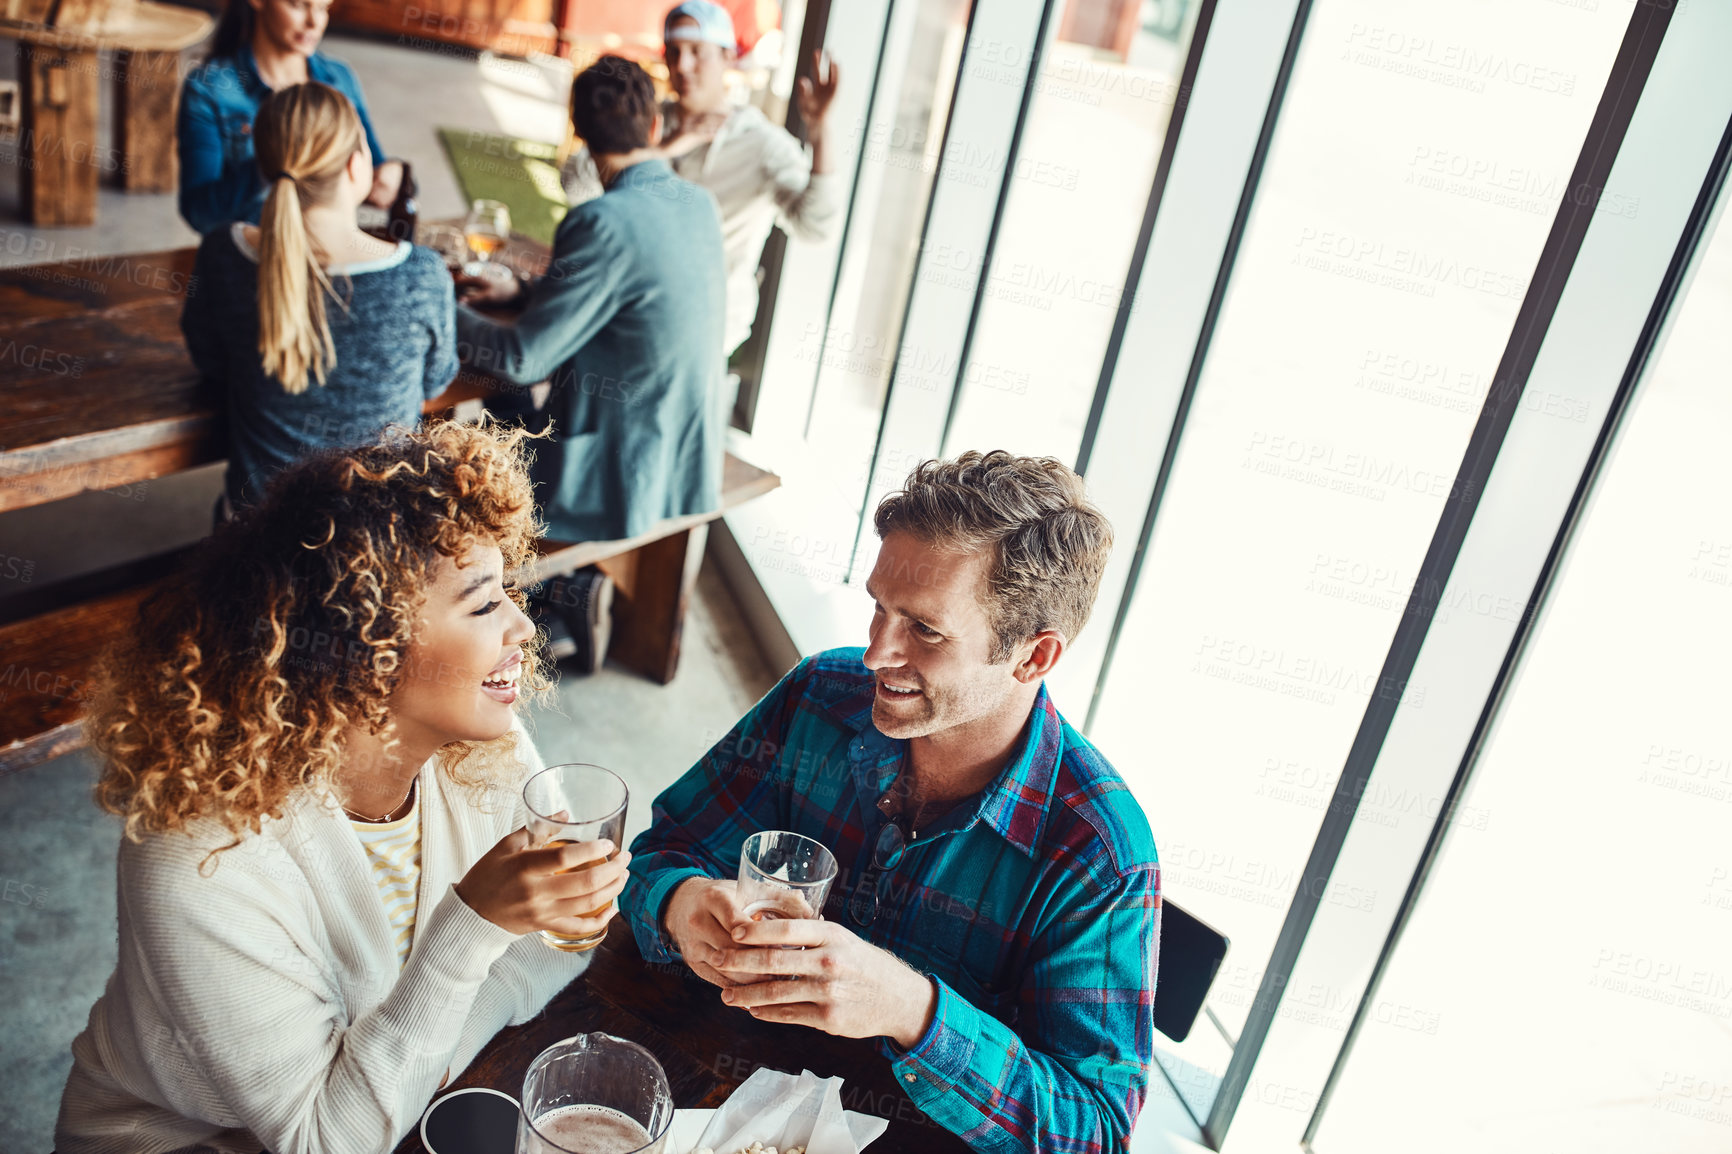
523;764;628;952
737;831;838;927
516;1032;673;1154
464;198;511;268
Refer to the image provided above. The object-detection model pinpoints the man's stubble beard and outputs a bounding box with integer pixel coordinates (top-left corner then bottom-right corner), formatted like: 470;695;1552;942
872;694;935;740
872;670;1013;742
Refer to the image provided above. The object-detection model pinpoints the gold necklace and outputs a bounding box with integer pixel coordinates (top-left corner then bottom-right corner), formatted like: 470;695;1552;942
344;780;415;824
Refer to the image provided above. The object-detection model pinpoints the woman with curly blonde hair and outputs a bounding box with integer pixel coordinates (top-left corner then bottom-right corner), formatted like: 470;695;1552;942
56;421;630;1154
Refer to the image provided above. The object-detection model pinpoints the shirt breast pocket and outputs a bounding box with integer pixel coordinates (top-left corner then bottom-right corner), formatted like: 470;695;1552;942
222;111;256;169
921;889;1020;1028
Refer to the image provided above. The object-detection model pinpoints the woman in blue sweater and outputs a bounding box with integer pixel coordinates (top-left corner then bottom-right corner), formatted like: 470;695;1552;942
178;0;403;234
181;82;457;510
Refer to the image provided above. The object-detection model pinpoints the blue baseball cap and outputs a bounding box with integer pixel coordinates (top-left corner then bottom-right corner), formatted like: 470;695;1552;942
664;1;735;51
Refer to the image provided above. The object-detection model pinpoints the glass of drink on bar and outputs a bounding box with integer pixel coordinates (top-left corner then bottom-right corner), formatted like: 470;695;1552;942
523;764;628;953
464;198;511;271
737;831;838;931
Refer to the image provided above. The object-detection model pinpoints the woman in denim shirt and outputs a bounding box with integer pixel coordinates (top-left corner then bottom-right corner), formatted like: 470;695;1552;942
178;0;403;235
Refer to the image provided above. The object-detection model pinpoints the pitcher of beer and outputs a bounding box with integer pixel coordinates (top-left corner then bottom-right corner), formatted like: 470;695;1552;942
516;1033;674;1154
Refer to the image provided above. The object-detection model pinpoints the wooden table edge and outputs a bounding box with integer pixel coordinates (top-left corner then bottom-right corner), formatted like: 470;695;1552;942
0;416;221;514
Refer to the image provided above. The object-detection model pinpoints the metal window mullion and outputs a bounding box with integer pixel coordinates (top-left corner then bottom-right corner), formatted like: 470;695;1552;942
936;0;1062;452
748;0;896;453
1038;0;1313;720
733;0;835;432
1073;0;1217;478
843;0;1053;585
1081;0;1315;739
795;0;903;441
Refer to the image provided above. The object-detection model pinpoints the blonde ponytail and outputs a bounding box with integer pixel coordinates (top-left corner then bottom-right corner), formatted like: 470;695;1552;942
258;172;336;394
252;83;366;395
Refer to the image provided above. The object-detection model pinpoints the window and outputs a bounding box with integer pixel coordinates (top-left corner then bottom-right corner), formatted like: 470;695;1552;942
1312;181;1732;1154
726;2;1718;1144
941;1;1200;464
1084;0;1628;1124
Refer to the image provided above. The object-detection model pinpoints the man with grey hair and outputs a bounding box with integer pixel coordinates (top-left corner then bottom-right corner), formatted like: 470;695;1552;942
562;0;840;357
623;451;1161;1153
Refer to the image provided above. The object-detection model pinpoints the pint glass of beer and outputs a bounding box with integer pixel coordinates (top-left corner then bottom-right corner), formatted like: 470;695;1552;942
523;765;629;952
737;831;838;925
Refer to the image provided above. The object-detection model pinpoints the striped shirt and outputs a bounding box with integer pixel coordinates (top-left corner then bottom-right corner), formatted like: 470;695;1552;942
623;649;1161;1153
350;785;422;970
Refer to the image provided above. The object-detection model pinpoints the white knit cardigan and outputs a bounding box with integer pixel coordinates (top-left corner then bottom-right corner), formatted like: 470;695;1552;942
56;724;590;1154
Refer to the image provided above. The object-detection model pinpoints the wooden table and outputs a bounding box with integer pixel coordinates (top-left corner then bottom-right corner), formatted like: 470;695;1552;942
0;244;212;510
5;0;215;225
392;930;971;1154
0;226;551;514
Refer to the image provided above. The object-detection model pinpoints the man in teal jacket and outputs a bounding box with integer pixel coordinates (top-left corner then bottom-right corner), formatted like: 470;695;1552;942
458;56;727;544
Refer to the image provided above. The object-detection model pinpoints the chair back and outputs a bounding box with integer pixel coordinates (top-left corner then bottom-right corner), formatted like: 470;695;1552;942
1153;899;1228;1043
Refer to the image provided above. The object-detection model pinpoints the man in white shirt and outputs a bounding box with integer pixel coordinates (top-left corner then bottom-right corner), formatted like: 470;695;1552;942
562;0;841;357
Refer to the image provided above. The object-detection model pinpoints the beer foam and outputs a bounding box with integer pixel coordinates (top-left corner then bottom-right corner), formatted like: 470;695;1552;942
530;1103;656;1153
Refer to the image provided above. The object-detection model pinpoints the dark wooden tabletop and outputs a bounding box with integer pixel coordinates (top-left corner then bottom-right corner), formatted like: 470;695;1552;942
0;245;215;511
0;225;549;513
392;928;971;1154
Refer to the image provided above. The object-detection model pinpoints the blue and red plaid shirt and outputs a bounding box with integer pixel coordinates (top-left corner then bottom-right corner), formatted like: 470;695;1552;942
623;648;1161;1153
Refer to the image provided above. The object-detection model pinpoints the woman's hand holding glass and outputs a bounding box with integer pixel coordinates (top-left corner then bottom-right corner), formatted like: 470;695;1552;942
459;765;631;945
521;765;630;951
455;827;631;939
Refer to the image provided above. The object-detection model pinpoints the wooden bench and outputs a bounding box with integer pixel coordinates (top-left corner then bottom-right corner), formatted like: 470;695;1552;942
0;549;192;773
2;0;214;225
0;236;779;774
